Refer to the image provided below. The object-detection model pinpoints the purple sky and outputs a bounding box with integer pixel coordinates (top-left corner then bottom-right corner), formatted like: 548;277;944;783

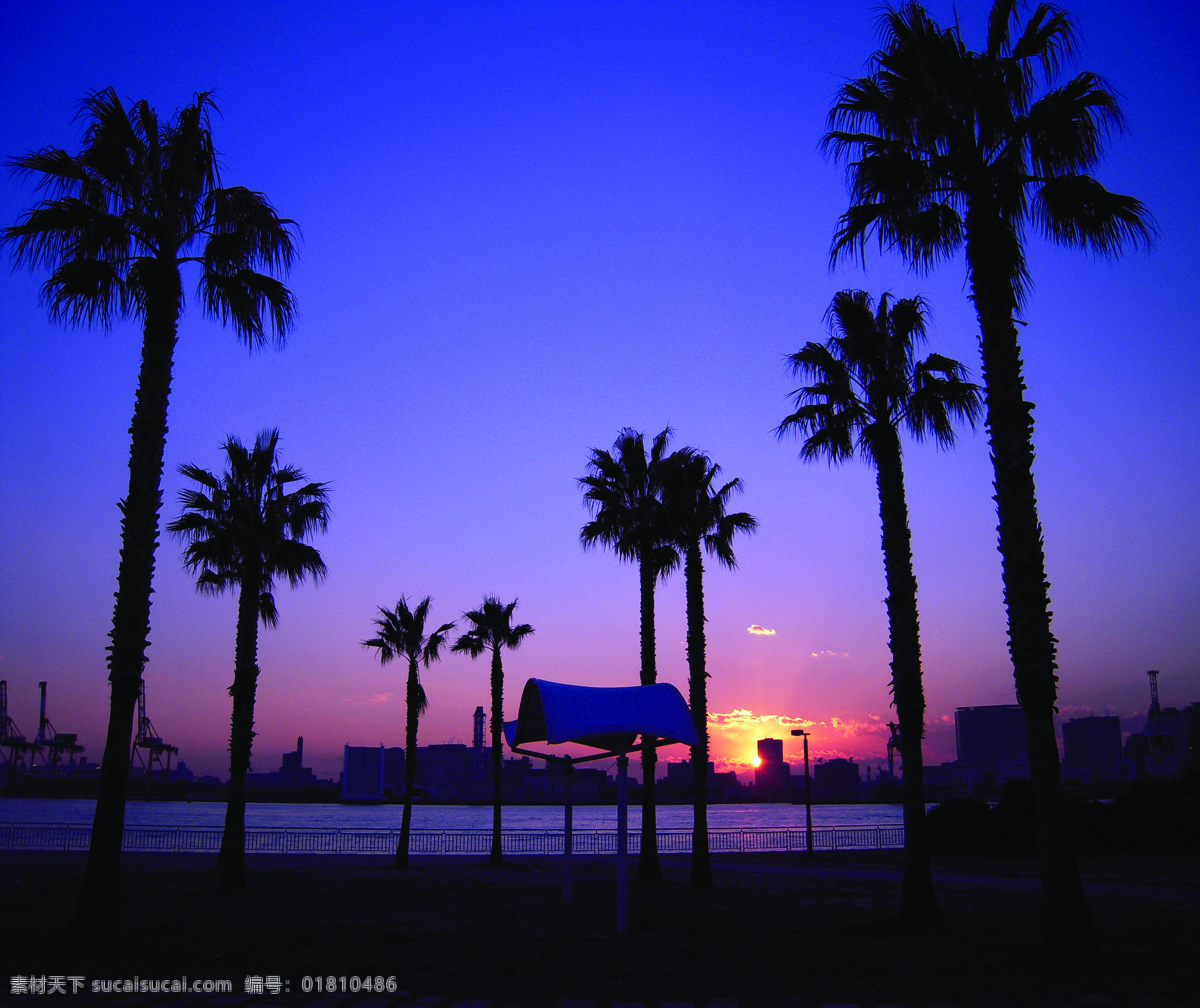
2;0;1197;783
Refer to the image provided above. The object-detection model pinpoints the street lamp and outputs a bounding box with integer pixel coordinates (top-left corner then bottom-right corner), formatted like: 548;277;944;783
790;729;813;856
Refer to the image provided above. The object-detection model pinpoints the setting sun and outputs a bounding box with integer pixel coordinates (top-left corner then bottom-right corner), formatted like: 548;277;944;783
750;755;762;768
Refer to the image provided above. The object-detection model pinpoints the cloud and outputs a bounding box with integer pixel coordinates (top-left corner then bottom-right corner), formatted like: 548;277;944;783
709;709;816;733
826;716;891;739
747;625;776;636
810;649;850;658
342;692;394;706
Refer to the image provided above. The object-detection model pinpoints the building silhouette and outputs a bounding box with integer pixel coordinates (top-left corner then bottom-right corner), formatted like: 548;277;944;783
755;738;789;800
1061;716;1124;782
955;704;1029;784
813;758;860;802
341;744;404;801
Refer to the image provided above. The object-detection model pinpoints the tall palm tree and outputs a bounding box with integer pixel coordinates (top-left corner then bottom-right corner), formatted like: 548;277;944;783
167;429;328;890
662;452;757;890
3;89;296;926
779;289;980;924
579;427;683;883
824;0;1153;939
451;596;534;868
362;596;455;868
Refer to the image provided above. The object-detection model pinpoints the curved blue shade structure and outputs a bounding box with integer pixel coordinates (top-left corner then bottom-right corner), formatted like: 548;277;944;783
508;678;699;753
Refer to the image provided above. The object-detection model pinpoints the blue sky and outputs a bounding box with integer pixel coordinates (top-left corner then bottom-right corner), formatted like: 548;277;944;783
1;0;1197;781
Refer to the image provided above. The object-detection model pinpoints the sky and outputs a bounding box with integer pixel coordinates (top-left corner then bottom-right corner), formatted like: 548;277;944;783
2;0;1198;785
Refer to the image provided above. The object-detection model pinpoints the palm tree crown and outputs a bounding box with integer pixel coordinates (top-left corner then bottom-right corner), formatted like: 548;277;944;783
170;429;330;620
363;597;455;721
825;0;1152;294
4;88;297;337
579;427;682;601
780;290;981;463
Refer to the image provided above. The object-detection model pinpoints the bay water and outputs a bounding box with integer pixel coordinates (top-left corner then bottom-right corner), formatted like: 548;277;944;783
1;797;902;832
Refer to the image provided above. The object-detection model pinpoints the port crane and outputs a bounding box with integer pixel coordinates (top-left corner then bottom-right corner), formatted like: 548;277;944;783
1144;669;1176;773
1;680;42;784
34;680;85;774
886;721;901;781
131;680;178;791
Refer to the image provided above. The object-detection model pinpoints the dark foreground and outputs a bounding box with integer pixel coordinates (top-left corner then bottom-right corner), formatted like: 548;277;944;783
1;850;1196;1007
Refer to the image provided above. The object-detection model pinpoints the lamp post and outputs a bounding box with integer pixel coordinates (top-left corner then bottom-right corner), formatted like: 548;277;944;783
790;729;813;856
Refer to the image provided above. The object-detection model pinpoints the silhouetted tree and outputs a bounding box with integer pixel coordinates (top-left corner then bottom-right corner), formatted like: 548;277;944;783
4;89;296;927
824;0;1153;939
579;428;682;883
362;596;455;868
168;429;328;890
662;451;756;889
779;289;979;924
452;597;533;868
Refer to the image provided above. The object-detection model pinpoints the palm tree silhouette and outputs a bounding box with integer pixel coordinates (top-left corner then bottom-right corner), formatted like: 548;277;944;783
579;427;682;883
168;429;328;890
452;597;534;868
663;451;757;889
824;1;1153;938
362;597;455;868
3;89;297;925
779;289;980;924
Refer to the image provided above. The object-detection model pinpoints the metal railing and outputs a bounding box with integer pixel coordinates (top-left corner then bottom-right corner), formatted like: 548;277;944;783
0;822;904;854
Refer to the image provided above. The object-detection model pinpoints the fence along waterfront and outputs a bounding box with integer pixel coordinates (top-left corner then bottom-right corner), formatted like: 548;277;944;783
2;823;903;854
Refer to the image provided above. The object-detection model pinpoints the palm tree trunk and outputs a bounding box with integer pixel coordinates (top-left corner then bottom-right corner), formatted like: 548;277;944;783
636;553;661;883
219;574;262;890
76;274;181;932
966;212;1093;943
875;436;938;925
489;646;504;868
397;659;420;869
684;542;713;889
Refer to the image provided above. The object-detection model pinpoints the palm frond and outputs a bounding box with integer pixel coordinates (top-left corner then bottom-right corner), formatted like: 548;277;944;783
1032;174;1155;254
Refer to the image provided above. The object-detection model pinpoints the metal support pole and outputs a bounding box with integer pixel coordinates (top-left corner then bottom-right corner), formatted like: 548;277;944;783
563;761;574;903
804;733;813;857
616;754;628;932
792;729;813;857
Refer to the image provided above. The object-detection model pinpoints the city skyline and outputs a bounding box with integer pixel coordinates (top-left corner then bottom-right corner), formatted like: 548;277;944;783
2;0;1198;784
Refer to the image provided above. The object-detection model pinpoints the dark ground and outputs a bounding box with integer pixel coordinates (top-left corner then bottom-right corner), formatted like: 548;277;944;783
1;850;1196;1006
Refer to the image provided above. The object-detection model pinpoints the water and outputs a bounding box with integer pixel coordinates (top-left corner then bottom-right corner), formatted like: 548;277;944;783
0;796;902;832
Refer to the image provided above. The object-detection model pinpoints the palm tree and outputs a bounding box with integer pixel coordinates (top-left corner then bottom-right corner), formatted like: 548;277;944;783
824;0;1153;939
451;596;534;868
362;597;455;868
779;289;980;924
3;89;296;926
579;427;683;883
662;452;757;889
167;429;328;890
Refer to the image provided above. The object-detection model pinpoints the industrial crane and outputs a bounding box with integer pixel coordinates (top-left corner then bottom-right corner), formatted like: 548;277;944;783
886;721;901;782
34;680;85;775
1;680;42;784
131;680;178;791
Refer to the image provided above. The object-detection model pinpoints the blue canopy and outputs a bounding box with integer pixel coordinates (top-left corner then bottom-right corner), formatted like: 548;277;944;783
508;678;698;754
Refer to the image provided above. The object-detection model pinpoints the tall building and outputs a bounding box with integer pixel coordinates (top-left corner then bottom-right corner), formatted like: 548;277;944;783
1062;716;1122;781
955;705;1028;782
813;758;860;802
341;744;404;801
755;738;789;800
